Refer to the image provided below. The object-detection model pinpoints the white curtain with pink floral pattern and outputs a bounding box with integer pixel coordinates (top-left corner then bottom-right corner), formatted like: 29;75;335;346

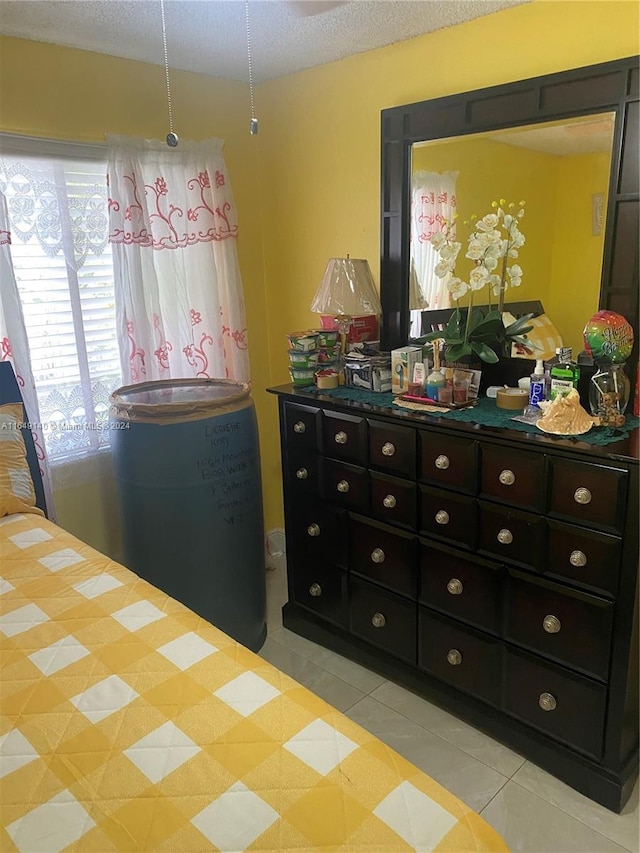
410;171;458;330
0;191;56;516
107;136;249;385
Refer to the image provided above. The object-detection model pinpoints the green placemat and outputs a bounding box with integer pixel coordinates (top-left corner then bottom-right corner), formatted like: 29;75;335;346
301;386;640;447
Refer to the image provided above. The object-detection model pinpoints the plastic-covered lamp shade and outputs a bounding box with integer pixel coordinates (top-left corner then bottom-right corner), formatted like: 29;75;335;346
310;257;382;317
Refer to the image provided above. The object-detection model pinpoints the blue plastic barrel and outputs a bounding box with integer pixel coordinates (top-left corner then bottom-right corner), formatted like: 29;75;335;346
110;378;266;651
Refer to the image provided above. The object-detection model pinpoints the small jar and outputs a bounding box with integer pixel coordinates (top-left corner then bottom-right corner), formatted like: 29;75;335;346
438;385;453;404
453;379;469;403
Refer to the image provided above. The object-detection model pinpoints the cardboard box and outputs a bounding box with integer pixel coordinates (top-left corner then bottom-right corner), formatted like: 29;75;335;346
344;353;392;392
320;315;379;343
391;347;422;394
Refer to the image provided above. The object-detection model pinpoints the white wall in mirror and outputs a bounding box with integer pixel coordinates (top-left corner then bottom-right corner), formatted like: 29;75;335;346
409;112;615;355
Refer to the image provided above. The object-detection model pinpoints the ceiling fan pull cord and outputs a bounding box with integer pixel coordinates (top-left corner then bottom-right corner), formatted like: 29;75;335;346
160;0;179;147
246;0;258;135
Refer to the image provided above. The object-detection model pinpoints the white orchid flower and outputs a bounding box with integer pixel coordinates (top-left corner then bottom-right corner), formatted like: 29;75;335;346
503;214;513;228
476;214;499;232
465;240;485;260
430;232;447;250
448;277;469;300
469;266;489;290
484;256;499;271
508;264;523;279
507;247;520;258
434;258;455;278
512;231;526;248
440;241;461;260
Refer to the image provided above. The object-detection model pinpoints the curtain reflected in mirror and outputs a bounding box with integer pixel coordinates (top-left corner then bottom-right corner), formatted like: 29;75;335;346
409;113;615;354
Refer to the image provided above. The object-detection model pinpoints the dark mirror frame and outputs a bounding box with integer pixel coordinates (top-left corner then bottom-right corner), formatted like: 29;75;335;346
380;55;640;368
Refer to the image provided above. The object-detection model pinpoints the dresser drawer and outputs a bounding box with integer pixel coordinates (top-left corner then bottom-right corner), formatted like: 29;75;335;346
478;501;546;572
369;420;417;478
322;459;369;513
285;452;319;503
289;504;348;569
505;570;614;681
350;578;417;663
322;410;368;465
548;458;628;534
350;517;417;598
419;609;501;706
504;648;607;758
420;486;477;549
419;542;502;634
293;561;348;628
480;445;546;512
284;402;321;451
370;472;417;530
546;520;622;598
420;432;477;494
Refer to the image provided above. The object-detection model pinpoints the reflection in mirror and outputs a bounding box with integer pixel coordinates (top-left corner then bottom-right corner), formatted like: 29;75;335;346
409;113;615;355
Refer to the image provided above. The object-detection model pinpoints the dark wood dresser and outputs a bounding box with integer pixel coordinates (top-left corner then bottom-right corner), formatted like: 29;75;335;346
268;384;639;812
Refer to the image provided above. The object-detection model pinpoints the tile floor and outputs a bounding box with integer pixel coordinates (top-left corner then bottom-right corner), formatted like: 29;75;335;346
260;562;639;853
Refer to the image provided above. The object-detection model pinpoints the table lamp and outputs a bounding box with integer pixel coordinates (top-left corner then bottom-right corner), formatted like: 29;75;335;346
310;255;382;353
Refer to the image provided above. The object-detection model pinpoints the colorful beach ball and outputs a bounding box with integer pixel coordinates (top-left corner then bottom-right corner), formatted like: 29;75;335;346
583;310;634;363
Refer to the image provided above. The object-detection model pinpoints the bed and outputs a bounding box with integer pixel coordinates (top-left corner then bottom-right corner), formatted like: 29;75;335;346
0;364;508;852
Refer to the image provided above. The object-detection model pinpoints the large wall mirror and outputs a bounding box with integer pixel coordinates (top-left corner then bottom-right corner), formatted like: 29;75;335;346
380;56;639;365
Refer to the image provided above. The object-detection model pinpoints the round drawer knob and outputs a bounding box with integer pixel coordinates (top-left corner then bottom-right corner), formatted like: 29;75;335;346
543;614;561;634
435;454;450;470
383;494;397;508
447;578;463;595
334;431;348;445
307;523;320;537
570;550;587;567
337;479;350;493
382;442;396;457
371;612;386;628
371;548;385;564
497;528;513;545
293;421;306;434
435;510;450;525
539;692;557;712
499;469;516;486
447;649;462;666
296;467;308;480
574;487;592;505
309;583;322;597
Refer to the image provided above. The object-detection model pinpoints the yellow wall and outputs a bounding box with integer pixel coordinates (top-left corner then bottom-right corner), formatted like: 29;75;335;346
548;151;612;354
0;0;638;543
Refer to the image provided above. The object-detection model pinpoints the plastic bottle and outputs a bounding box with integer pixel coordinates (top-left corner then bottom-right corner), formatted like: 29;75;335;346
550;347;580;400
528;359;547;409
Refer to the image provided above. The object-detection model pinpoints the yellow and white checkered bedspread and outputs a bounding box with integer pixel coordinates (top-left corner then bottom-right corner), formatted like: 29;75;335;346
0;512;508;852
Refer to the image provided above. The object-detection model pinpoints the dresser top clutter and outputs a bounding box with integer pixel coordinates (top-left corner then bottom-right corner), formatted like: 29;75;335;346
268;383;639;814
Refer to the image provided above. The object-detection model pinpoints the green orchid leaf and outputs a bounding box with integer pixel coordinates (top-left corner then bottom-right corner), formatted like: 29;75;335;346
504;312;535;335
471;342;500;363
446;343;472;361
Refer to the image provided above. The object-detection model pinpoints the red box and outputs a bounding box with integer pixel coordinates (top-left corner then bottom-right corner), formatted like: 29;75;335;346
320;314;379;343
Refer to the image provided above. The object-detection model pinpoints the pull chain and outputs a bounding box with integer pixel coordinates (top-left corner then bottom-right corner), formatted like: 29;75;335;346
245;0;258;135
160;0;178;147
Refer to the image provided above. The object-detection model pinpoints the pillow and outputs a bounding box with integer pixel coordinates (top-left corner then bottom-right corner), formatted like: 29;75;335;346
0;403;43;518
509;313;564;361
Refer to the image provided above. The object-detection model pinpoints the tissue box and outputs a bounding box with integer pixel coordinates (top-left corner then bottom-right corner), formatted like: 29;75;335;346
344;352;392;392
391;347;422;394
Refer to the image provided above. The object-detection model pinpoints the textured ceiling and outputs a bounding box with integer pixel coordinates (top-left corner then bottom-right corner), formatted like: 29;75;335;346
0;0;528;83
